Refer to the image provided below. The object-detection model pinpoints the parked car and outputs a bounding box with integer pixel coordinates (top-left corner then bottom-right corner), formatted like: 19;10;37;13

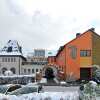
0;84;22;94
9;85;43;96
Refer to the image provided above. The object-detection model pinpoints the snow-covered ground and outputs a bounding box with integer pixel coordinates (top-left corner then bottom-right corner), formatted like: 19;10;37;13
0;92;79;100
39;78;47;84
97;97;100;100
43;86;79;92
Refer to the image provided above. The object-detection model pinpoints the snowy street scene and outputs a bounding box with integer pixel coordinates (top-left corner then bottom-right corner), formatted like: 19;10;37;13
1;0;100;100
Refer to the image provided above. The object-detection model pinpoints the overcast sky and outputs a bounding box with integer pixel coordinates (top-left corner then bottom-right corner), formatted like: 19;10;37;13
0;0;100;54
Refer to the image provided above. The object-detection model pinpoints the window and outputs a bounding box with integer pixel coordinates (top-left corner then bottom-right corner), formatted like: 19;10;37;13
2;58;4;62
24;69;26;73
7;46;12;52
70;46;77;59
10;68;16;74
5;58;7;62
2;68;7;74
11;58;13;62
32;69;34;73
36;69;38;72
14;58;16;62
40;69;42;72
80;50;91;57
28;69;30;73
8;58;10;62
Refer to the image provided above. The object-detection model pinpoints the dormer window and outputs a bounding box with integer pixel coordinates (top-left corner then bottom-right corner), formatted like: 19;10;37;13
7;46;12;52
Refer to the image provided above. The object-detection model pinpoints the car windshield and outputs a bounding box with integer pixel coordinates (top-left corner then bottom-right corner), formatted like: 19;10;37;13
0;86;8;93
9;86;38;95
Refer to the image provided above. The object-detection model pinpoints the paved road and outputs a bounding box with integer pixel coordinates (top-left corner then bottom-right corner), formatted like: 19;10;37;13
43;86;79;92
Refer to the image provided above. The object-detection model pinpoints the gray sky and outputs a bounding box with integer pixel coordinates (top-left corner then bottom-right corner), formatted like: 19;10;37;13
0;0;100;53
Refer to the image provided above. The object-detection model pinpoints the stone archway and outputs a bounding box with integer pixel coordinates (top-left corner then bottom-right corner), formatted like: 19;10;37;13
42;65;58;79
45;67;54;79
2;68;7;74
10;68;16;74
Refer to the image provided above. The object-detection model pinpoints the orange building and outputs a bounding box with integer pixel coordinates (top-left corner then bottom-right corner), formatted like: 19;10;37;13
47;56;56;65
48;28;100;80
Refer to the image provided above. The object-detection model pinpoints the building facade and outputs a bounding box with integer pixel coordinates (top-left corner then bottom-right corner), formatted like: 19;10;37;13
0;55;26;75
0;40;26;75
48;28;100;80
34;49;45;57
21;52;48;75
47;56;56;65
21;62;45;75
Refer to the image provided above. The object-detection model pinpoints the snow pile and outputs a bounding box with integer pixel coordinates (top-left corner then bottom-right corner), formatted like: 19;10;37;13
60;81;66;85
89;81;97;88
4;70;13;76
0;92;79;100
79;81;97;100
39;78;47;84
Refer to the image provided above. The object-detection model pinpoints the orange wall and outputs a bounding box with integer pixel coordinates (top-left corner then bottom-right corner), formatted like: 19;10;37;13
56;48;66;73
48;56;56;65
65;31;92;79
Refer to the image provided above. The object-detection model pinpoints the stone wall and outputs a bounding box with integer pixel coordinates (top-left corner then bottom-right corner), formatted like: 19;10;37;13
0;76;35;85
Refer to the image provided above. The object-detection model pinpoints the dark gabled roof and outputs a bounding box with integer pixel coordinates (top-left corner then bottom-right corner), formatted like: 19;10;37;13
56;46;65;57
56;27;100;57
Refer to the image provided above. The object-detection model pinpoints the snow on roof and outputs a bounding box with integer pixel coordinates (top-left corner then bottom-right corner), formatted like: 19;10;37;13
0;52;22;56
0;40;23;56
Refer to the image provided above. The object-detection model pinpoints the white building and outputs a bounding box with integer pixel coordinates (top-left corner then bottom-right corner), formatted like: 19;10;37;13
0;40;26;75
21;56;48;75
21;62;44;75
0;40;48;76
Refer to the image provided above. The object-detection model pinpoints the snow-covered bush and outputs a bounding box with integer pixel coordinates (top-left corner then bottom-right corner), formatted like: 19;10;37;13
4;70;13;76
79;81;97;100
92;65;100;79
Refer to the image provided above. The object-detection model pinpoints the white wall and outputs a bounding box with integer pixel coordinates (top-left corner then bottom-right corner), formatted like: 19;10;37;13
0;56;23;75
21;64;44;75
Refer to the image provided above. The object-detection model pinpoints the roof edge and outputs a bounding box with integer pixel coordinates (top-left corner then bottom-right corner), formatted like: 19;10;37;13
56;27;97;57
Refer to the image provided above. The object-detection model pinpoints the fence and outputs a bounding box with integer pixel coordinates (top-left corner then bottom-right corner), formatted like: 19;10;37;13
0;75;35;85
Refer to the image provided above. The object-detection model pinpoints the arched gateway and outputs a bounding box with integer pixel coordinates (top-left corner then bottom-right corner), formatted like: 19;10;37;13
42;64;58;79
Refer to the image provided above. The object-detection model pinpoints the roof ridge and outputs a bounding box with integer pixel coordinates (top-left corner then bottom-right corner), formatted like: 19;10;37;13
56;27;97;56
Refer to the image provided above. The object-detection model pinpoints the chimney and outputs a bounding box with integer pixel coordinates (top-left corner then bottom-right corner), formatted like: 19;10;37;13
89;27;95;31
76;33;81;38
